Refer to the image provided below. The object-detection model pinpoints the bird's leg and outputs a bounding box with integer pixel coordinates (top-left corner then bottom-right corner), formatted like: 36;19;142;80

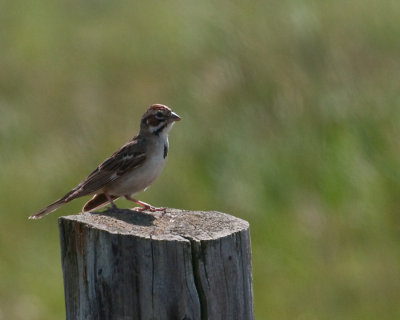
124;195;166;213
104;191;119;211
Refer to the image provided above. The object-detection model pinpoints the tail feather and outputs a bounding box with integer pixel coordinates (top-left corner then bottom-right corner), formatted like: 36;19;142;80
29;198;68;220
29;188;80;220
29;191;117;220
83;193;119;212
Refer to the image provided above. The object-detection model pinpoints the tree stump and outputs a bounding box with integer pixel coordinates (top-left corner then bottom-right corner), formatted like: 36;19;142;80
58;208;254;320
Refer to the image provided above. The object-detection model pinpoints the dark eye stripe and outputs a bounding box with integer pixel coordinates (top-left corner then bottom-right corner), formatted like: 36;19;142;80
155;111;165;119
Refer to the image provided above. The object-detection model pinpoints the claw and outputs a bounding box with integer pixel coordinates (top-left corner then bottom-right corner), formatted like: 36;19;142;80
125;195;165;214
134;205;166;214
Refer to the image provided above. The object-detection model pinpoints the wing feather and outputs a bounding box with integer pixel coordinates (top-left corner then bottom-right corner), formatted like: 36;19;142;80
66;138;146;199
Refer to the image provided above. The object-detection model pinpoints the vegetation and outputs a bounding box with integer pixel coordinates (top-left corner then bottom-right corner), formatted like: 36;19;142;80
1;0;400;318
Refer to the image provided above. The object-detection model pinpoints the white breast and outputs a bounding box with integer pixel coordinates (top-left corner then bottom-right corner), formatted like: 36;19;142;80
106;135;168;196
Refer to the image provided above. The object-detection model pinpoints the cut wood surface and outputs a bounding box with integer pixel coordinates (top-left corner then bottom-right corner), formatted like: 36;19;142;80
59;208;254;320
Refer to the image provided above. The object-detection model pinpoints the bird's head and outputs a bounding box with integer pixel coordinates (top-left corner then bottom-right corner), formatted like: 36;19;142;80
140;104;181;136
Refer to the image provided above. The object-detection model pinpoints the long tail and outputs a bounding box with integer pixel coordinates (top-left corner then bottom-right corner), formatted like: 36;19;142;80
29;198;70;220
29;189;79;220
83;193;119;212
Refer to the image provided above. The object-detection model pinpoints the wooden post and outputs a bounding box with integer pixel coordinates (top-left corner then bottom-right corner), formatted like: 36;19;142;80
59;208;254;320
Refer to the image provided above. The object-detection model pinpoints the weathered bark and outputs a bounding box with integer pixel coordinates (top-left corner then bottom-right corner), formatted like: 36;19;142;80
59;208;254;320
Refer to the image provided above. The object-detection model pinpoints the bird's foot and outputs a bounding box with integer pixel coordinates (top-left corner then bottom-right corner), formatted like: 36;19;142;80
125;196;166;215
133;205;167;216
106;203;121;213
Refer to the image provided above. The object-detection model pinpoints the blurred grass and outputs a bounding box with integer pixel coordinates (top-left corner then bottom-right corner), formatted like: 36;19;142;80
1;0;400;319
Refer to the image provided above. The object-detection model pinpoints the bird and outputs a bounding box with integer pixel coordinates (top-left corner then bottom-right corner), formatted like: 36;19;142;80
29;104;181;220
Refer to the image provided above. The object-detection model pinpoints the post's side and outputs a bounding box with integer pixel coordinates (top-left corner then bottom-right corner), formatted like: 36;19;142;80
59;209;254;320
191;228;254;319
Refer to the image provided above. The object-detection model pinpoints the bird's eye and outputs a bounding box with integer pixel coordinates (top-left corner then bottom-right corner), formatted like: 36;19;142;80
155;111;164;119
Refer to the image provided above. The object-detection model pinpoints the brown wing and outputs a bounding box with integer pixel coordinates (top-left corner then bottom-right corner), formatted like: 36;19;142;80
29;137;146;220
65;137;146;200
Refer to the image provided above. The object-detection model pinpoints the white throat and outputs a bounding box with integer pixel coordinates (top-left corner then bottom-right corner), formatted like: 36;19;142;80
150;121;175;136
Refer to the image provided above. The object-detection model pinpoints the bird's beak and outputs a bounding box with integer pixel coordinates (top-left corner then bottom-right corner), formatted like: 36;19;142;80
171;112;181;121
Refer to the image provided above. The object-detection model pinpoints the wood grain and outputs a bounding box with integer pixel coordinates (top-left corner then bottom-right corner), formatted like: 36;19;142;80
59;208;254;320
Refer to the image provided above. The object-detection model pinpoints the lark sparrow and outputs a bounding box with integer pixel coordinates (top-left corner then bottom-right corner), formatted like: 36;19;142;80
29;104;181;220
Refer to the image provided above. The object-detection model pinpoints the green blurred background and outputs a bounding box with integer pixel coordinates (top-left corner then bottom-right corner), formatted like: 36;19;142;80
1;0;400;319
